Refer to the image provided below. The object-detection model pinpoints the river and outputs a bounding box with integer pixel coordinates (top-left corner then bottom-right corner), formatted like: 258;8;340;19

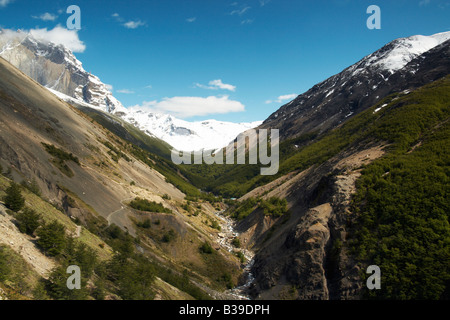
213;210;256;300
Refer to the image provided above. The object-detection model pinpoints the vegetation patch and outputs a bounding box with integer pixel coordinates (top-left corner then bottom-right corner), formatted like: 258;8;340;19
42;143;80;177
260;197;288;217
129;197;172;214
229;197;288;221
348;76;450;299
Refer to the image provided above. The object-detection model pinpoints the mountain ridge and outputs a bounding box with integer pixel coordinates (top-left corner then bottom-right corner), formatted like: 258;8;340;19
260;31;450;140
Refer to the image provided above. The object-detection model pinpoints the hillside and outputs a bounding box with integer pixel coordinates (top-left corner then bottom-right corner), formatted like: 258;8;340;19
0;56;244;300
231;76;450;300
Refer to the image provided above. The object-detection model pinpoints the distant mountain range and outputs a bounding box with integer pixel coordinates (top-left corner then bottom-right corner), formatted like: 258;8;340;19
2;30;448;151
0;29;261;151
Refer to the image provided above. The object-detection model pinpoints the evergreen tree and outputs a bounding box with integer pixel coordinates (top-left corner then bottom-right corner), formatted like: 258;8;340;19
4;182;25;212
16;207;41;236
45;264;88;300
37;220;67;256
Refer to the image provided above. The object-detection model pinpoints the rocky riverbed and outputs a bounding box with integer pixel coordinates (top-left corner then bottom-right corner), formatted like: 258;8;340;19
213;210;255;300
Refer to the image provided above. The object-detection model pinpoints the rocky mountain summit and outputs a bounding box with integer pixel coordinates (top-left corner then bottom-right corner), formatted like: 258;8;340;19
0;30;126;114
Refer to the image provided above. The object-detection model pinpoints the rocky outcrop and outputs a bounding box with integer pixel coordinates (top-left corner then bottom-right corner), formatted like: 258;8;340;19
240;145;386;300
0;31;126;114
284;204;332;299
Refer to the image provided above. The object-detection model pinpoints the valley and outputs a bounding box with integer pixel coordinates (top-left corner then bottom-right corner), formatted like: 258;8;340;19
0;28;449;301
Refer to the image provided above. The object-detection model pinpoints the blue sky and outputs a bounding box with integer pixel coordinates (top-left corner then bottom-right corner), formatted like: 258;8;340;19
1;0;449;122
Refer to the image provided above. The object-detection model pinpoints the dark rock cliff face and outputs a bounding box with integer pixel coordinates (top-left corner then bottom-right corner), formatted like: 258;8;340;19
0;33;125;114
260;39;450;142
238;144;384;300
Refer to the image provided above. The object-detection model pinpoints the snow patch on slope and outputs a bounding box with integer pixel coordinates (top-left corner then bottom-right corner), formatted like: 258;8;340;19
374;32;450;73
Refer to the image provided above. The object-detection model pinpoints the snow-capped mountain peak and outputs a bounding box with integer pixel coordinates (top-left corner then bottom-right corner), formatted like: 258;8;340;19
347;31;450;77
262;31;450;140
372;31;450;73
123;108;262;151
0;29;127;114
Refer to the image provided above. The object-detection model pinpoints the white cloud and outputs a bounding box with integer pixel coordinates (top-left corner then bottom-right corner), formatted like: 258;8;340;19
105;84;114;92
265;93;298;104
0;0;13;8
145;85;153;89
129;95;245;118
230;6;251;15
112;12;124;22
419;0;431;6
32;12;58;21
195;79;236;92
123;20;146;29
241;19;254;25
259;0;271;6
186;17;197;23
29;26;86;53
117;89;135;94
112;13;145;29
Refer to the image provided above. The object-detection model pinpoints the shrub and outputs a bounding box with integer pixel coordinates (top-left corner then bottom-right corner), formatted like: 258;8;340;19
136;219;152;229
0;246;11;282
220;273;234;289
210;220;221;231
42;143;79;177
235;251;245;263
199;241;213;254
161;230;176;243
